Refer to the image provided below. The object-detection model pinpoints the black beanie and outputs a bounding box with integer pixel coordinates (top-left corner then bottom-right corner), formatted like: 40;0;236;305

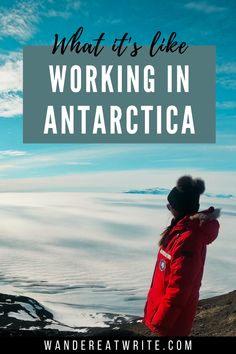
167;176;205;214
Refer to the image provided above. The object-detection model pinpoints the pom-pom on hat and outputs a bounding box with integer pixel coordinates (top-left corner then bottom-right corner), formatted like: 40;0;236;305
167;176;205;215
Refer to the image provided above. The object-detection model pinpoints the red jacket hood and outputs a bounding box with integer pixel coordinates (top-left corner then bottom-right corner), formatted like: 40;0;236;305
174;206;221;245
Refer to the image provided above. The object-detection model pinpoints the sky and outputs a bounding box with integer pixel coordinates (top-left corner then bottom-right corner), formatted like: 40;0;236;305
0;0;235;192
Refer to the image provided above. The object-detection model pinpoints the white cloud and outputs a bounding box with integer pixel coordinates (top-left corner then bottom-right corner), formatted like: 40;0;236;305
0;150;27;157
0;145;142;173
0;51;23;118
217;77;236;90
96;16;122;25
67;1;81;10
0;1;40;42
185;2;227;14
217;62;236;91
217;101;236;109
45;0;81;19
0;51;22;64
46;9;71;19
0;93;22;118
214;145;236;152
0;169;236;194
217;63;236;74
65;162;92;166
0;164;15;173
0;53;22;92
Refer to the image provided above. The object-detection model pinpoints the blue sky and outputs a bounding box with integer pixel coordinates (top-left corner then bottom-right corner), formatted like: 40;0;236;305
0;0;235;190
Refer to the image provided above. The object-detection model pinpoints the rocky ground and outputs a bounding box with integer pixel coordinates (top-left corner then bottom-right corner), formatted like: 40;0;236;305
0;291;235;336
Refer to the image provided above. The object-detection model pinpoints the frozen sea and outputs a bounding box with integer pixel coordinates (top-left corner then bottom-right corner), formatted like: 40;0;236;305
0;192;235;328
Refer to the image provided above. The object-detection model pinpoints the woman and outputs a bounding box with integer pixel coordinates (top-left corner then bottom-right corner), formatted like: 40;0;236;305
143;175;220;336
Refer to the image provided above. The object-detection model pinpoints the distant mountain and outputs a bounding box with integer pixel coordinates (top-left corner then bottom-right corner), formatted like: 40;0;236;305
204;193;234;199
125;188;169;195
125;188;235;199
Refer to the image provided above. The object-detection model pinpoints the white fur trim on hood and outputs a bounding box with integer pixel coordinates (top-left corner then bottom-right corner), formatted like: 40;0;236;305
189;208;221;226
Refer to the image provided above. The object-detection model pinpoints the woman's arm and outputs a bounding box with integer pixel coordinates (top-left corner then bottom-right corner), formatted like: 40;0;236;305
151;231;203;335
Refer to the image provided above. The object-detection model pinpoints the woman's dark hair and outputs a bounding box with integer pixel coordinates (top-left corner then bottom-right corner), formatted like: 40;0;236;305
159;214;185;247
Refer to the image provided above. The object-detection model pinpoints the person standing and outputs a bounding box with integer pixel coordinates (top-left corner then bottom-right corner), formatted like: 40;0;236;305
143;175;220;336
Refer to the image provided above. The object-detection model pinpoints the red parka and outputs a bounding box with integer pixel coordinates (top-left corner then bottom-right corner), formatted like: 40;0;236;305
143;207;220;336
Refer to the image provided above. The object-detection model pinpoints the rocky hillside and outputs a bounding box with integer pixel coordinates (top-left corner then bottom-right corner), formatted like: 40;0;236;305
0;291;235;336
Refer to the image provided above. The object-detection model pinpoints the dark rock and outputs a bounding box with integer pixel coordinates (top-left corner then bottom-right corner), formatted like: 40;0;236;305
0;291;235;336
